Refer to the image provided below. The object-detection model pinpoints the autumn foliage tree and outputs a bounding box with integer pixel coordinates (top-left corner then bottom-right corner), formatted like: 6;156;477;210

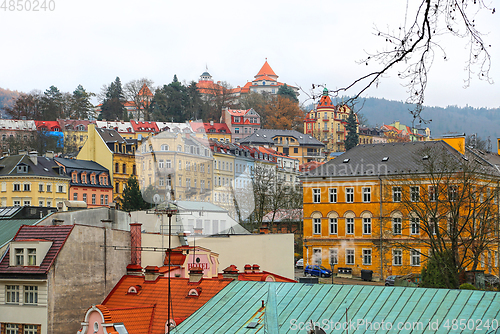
261;95;304;131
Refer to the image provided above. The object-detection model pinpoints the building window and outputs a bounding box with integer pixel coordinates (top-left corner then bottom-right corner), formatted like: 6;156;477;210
313;218;321;234
448;185;458;201
23;325;37;334
313;248;321;265
363;217;371;234
38;184;44;192
100;195;104;205
428;185;436;201
363;249;372;265
23;200;30;206
393;187;402;202
329;188;337;203
38;200;44;207
429;217;438;235
83;193;87;203
393;217;402;234
15;248;24;265
27;249;36;266
115;163;119;173
105;195;108;205
122;164;126;174
58;185;64;193
329;218;337;234
312;188;321;203
13;183;20;191
73;193;78;201
46;184;51;192
346;218;354;234
346;249;355;265
235;128;240;134
24;286;38;305
13;200;21;207
362;187;371;202
92;194;96;205
410;186;420;202
411;249;421;266
115;182;119;194
410;217;420;235
393;249;402;265
345;187;354;203
329;248;338;264
6;285;20;303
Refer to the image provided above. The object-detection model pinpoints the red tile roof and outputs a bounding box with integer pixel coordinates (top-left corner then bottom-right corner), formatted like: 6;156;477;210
34;120;61;132
0;225;74;275
252;75;277;82
256;60;277;78
138;83;153;97
130;120;159;132
101;275;232;334
226;109;251;116
190;122;231;134
317;94;334;108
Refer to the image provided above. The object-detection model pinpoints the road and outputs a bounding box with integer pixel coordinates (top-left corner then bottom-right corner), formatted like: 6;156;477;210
294;268;385;286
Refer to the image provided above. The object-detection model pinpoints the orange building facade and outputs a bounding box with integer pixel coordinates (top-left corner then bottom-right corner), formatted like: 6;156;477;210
302;139;500;280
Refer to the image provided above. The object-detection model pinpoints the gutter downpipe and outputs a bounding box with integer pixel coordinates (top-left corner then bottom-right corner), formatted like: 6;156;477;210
379;174;384;280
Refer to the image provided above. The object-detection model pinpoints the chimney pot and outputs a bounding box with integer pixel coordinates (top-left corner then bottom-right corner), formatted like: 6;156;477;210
130;223;142;268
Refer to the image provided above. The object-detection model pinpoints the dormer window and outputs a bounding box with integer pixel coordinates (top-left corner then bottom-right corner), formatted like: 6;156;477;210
59;167;64;175
17;165;28;173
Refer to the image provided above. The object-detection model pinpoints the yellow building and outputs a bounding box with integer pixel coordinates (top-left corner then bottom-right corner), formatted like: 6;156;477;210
0;152;70;208
304;88;356;153
77;124;137;205
303;138;499;280
239;129;325;164
58;119;93;152
135;131;213;204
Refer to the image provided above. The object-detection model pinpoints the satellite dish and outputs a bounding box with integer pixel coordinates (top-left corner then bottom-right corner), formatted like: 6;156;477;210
153;194;161;204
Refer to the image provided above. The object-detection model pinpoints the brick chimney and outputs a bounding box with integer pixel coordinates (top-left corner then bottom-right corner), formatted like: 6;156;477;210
188;266;204;283
244;264;252;274
127;223;142;275
222;265;239;280
252;264;260;273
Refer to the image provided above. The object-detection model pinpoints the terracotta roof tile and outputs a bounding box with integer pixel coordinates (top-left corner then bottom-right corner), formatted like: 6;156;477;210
138;84;153;97
101;276;232;333
256;61;277;78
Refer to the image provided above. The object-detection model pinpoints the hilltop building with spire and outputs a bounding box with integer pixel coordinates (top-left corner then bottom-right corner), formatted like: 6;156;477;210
196;60;299;103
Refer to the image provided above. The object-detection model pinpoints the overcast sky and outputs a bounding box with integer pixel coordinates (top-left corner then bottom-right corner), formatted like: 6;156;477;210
1;0;498;109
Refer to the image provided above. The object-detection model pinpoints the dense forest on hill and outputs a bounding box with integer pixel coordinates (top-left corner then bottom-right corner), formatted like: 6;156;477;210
331;97;500;142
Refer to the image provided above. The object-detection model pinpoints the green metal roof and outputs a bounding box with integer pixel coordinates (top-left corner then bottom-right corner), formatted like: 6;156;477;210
175;281;500;333
0;218;42;249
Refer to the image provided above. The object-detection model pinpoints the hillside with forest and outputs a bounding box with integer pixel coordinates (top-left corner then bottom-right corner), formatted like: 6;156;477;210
349;97;500;142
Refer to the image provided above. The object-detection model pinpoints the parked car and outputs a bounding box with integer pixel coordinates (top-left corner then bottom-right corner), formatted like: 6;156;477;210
295;258;304;268
385;275;398;286
304;265;332;278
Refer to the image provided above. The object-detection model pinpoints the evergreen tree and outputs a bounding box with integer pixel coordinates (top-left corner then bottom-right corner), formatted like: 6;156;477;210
100;77;126;121
150;76;188;122
277;84;298;102
344;108;359;151
119;176;151;212
421;250;459;289
40;86;63;120
71;85;95;119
